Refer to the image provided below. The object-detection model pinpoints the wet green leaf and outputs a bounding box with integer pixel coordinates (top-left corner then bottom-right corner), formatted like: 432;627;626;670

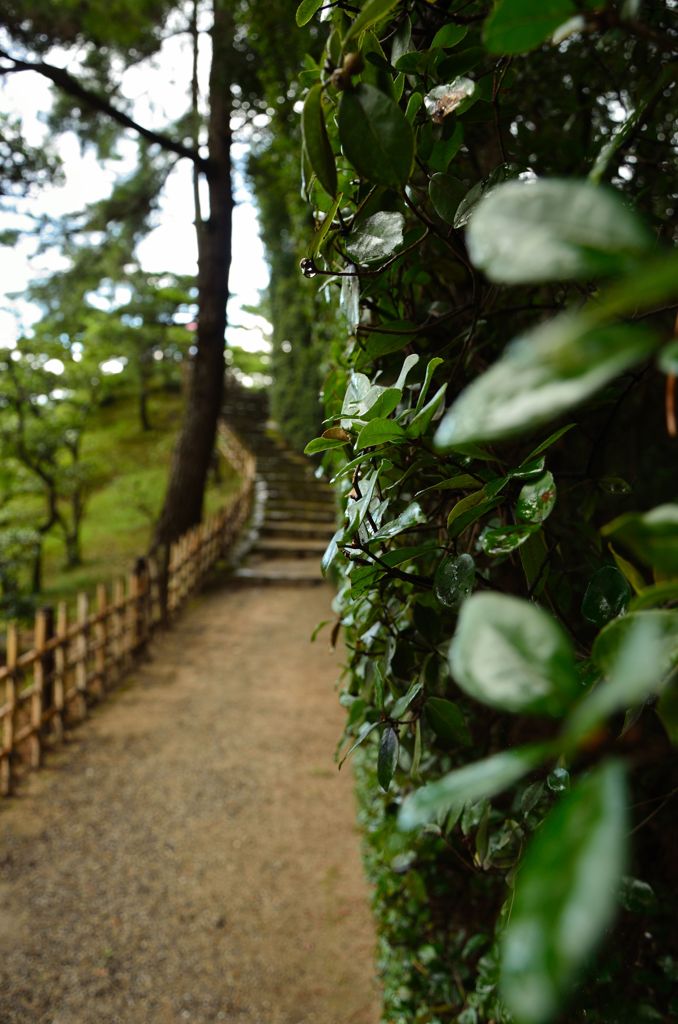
368;501;427;543
321;527;344;576
399;745;548;830
413;357;444;413
602;505;678;574
516;471;557;524
296;0;323;27
450;592;580;715
356;321;416;364
344;0;402;46
428;172;467;224
425;697;472;746
338;84;414;188
377;726;399;790
453;162;522;228
484;0;576;55
345;211;405;265
434;553;475;607
434;316;657;448
467;180;652;284
355;417;405;450
339;719;380;767
568;612;678;743
581;566;631;627
592;610;678;676
304;435;349;455
391;681;423;720
407;382;447;438
479;523;539;556
301;85;337;199
431;23;468;48
500;761;628;1024
629;581;678;610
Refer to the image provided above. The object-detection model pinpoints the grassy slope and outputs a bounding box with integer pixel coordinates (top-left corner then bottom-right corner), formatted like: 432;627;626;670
39;389;240;608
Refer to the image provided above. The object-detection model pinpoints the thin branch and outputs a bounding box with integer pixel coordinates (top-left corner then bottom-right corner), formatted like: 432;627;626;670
0;49;208;170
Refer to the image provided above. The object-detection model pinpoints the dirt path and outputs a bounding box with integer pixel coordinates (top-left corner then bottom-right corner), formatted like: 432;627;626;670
0;585;379;1024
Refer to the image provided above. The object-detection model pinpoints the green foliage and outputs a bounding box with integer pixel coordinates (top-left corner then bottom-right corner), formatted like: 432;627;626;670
289;1;678;1021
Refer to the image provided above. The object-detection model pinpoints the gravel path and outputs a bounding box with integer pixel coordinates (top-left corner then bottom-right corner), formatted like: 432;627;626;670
0;585;379;1024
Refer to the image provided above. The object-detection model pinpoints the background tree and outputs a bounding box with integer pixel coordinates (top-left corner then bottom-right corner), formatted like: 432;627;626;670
0;0;240;551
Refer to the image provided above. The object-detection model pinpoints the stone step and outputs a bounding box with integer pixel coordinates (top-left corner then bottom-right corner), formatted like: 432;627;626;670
265;498;334;511
261;522;334;540
231;566;326;586
250;538;327;559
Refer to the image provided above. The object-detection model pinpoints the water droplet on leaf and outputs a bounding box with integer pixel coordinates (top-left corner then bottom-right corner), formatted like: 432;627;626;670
547;767;570;792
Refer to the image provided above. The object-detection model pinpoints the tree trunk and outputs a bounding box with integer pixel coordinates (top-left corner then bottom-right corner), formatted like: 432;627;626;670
153;0;233;548
139;384;151;431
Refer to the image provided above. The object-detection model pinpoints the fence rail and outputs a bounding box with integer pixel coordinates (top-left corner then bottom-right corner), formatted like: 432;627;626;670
0;421;256;797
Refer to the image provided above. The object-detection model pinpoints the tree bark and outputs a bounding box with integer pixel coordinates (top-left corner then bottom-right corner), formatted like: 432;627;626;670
153;0;233;548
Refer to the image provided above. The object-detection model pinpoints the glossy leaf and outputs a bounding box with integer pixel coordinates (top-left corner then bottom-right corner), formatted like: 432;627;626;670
428;173;467;224
592;610;678;676
345;211;405;265
581;566;631;627
304;435;349;454
413;357;444;413
467;180;652;284
338;719;380;767
516;471;557;523
434;553;475;607
431;23;468;48
453;162;522;228
391;681;423;720
500;761;628;1024
479;523;539;556
399;745;548;830
629;581;678;611
356;321;416;364
367;501;427;543
355;416;406;450
344;0;402;46
338;84;414;188
321;527;343;577
407;382;447;438
568;612;678;742
295;0;323;27
450;592;580;716
484;0;576;55
434;316;657;448
602;504;678;574
425;697;472;747
377;725;399;791
423;78;475;122
302;85;337;198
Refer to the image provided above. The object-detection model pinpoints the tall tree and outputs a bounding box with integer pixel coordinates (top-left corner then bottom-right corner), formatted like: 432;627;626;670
0;0;238;552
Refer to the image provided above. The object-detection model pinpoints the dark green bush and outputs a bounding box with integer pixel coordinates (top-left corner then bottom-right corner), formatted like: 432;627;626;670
292;1;678;1021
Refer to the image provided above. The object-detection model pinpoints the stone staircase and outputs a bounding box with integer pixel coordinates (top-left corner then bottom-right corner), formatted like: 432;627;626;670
223;381;336;586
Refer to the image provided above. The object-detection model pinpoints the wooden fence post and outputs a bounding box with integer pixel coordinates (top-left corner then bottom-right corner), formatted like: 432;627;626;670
112;578;124;679
75;592;89;719
95;583;108;696
132;557;150;653
1;624;19;795
53;602;67;741
29;609;48;769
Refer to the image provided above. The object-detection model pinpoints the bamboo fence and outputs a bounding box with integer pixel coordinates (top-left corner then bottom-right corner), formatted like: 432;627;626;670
0;422;256;797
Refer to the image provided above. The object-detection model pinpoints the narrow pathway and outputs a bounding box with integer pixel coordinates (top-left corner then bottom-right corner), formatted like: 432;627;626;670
0;581;378;1021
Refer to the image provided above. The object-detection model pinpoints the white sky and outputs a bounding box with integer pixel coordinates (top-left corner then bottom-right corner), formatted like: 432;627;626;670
0;25;271;354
